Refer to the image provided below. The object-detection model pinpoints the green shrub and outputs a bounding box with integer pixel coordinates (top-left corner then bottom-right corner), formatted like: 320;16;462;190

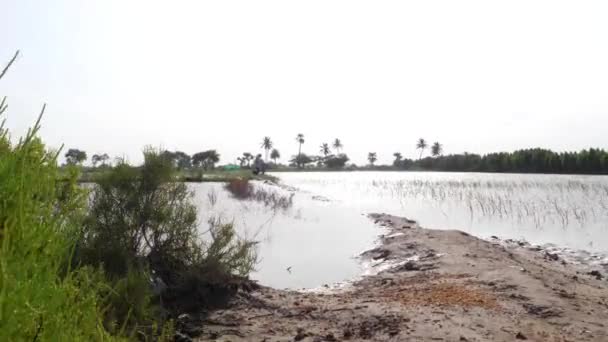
75;147;257;332
0;92;118;341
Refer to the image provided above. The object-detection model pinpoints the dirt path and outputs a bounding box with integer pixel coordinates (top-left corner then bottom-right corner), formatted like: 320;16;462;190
193;214;608;341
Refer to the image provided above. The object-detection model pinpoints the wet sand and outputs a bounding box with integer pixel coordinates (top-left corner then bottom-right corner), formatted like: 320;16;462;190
193;214;608;341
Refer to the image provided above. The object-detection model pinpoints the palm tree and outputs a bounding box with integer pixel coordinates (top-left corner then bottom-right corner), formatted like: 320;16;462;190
431;142;443;157
416;138;428;160
295;133;305;168
270;148;280;164
320;143;331;158
332;138;343;154
368;152;377;166
260;136;273;162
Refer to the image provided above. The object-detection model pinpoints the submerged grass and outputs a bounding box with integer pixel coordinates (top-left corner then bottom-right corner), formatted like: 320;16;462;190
370;177;608;229
225;179;294;211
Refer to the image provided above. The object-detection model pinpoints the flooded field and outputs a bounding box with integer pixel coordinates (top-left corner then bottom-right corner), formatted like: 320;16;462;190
192;171;608;289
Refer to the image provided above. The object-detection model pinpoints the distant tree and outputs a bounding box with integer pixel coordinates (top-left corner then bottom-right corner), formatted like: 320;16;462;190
99;153;110;166
192;150;220;170
91;154;102;167
174;151;192;169
431;142;443;157
270;148;280;164
261;136;273;162
416;138;428;160
393;152;403;167
289;153;313;168
162;151;191;169
295;133;305;168
324;153;349;169
368;152;377;166
65;148;87;165
242;152;254;168
332;138;343;154
320;143;331;158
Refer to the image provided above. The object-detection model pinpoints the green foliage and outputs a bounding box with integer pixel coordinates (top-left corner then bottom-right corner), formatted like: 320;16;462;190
65;148;87;165
0;51;120;341
393;148;608;174
75;147;256;330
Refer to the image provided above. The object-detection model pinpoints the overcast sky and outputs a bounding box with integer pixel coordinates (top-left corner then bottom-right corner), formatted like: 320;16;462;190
1;1;607;165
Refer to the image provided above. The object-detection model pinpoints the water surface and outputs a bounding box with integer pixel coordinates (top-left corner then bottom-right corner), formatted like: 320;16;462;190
192;171;608;289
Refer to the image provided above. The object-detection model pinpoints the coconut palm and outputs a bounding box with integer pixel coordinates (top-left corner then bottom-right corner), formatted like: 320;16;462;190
270;148;280;164
431;142;443;157
332;138;343;154
295;133;305;168
320;143;331;158
368;152;377;166
261;136;273;161
416;138;428;159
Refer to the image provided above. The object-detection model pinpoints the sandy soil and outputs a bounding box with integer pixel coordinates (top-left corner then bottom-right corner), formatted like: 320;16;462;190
191;214;608;342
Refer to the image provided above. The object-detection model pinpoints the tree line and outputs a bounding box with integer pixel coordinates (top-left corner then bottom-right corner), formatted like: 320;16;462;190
65;135;608;175
396;148;608;175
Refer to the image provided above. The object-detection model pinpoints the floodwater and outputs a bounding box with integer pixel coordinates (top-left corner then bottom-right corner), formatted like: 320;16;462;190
192;171;608;289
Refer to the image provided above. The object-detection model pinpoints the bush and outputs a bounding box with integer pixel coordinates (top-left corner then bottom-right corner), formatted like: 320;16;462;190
74;147;257;333
324;153;350;169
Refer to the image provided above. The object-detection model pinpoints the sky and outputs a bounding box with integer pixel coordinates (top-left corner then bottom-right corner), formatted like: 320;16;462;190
1;0;607;165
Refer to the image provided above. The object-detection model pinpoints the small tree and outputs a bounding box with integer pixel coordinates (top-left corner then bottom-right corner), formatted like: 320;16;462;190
76;148;256;317
65;148;87;165
393;152;403;167
242;152;254;168
270;148;280;164
431;142;443;157
92;154;101;167
368;152;377;166
193;150;220;170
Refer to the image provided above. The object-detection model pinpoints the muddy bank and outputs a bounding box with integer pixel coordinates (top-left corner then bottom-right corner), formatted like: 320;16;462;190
193;214;608;341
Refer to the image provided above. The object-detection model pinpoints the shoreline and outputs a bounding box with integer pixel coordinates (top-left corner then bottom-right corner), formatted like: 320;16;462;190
193;213;608;341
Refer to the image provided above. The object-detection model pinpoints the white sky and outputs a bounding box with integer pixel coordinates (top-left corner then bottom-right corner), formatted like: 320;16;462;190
1;1;607;165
